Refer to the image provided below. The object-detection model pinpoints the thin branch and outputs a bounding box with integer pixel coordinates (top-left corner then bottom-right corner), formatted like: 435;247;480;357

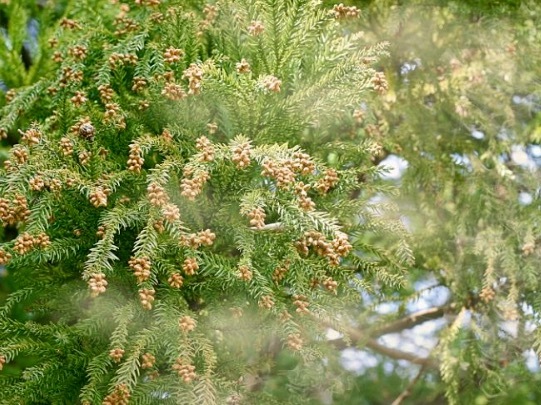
371;304;453;337
321;318;437;368
325;304;451;358
391;362;429;405
366;338;434;367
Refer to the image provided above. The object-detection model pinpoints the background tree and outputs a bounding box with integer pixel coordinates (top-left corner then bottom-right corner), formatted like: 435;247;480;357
331;1;541;404
0;1;404;403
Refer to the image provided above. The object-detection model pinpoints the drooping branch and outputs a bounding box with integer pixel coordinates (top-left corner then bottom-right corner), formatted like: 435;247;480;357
318;305;455;368
371;304;454;337
364;338;435;367
322;304;452;345
391;361;429;405
319;317;437;368
338;322;437;368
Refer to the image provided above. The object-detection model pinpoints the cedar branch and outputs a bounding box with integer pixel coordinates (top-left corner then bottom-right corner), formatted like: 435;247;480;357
371;304;453;337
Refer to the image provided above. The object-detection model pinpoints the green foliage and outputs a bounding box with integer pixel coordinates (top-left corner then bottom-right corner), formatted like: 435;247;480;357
339;1;541;403
1;0;540;404
0;1;398;403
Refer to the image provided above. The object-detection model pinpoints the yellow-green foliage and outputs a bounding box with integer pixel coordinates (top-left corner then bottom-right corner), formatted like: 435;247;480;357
0;1;401;403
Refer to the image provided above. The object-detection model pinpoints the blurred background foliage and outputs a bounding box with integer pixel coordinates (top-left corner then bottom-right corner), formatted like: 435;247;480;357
328;1;541;403
1;0;540;404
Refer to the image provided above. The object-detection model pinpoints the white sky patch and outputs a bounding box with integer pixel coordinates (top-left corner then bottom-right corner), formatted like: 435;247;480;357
406;298;432;312
367;193;387;205
451;153;471;168
383;361;395;374
530;145;541;157
522;326;538;341
400;61;418;75
410;318;447;336
413;276;439;289
511;145;536;169
521;303;535;316
378;327;439;359
376;301;400;315
341;348;378;374
512;94;540;110
377;334;433;359
364;193;389;218
524;349;540;372
511;145;529;164
396;361;421;378
500;320;518;338
406;283;450;311
519;192;533;205
400;215;413;232
360;290;374;305
151;391;171;399
378;155;409;180
325;328;343;340
462;309;472;327
428;286;450;305
471;129;485;139
395;339;425;356
378;334;401;349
